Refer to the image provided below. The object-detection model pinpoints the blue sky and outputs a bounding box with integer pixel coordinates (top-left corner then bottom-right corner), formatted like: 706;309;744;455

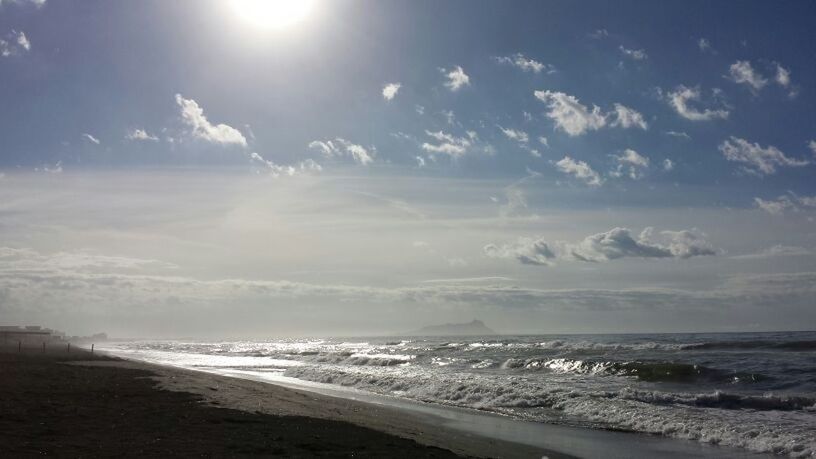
1;0;815;337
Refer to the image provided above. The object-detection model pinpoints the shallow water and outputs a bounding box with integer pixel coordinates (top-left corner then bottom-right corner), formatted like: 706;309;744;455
104;331;816;457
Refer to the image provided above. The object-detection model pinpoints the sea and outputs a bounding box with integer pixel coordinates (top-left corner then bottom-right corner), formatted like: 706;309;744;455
103;331;816;457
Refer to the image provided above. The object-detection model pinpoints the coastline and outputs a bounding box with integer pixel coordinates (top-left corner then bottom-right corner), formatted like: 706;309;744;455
0;346;557;458
99;347;768;459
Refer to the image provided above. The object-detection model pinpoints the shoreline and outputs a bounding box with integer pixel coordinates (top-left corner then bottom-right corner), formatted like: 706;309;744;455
0;346;557;458
100;347;768;459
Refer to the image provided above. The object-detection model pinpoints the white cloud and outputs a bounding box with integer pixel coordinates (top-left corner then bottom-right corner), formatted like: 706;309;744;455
415;105;425;115
697;38;713;53
538;136;549;148
555;156;603;186
0;30;30;57
125;128;159;142
618;45;647;61
775;64;791;87
666;85;729;121
535;91;646;135
499;126;529;143
495;53;554;74
663;159;674;171
665;130;691;140
415;156;426;168
610;104;648;130
82;133;100;145
175;94;247;147
588;29;609;39
611;149;650;179
719;136;808;175
420;130;472;158
485;227;716;266
534;90;607;136
732;245;814;260
727;60;768;92
382;82;401;101
441;66;470;91
754;194;816;215
441;110;456;125
250;152;322;177
0;0;46;7
35;160;62;174
308;138;374;165
809;140;816;157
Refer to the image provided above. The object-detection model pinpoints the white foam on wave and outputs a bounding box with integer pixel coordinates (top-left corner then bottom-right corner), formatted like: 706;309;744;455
282;364;816;458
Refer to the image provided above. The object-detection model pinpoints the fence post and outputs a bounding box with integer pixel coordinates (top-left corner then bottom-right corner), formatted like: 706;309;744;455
91;343;94;354
67;342;71;353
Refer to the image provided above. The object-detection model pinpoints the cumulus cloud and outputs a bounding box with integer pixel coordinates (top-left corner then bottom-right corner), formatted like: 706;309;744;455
382;82;401;101
125;128;159;142
618;45;647;61
250;152;321;177
499;126;529;144
175;94;247;147
420;130;474;158
727;60;768;92
534;91;607;136
308;138;374;165
534;91;647;136
441;65;470;91
697;38;713;53
610;104;648;129
719;136;808;175
555;156;603;186
666;85;729;121
0;30;30;57
610;149;650;179
494;53;554;74
663;158;674;171
486;227;716;267
82;133;100;145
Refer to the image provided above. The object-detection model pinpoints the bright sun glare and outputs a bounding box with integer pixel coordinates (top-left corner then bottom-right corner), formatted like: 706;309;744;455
230;0;315;29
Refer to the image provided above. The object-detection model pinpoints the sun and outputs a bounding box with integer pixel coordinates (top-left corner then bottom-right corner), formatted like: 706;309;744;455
230;0;315;29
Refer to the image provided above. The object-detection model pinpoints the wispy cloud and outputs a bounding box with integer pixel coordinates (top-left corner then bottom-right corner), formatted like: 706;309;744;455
494;53;555;74
441;65;470;91
125;128;158;142
534;90;646;136
666;85;729;121
308;138;374;165
618;45;647;61
719;136;808;176
555;156;603;186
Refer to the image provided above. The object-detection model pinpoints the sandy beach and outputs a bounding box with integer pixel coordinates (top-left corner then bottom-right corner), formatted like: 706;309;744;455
0;346;558;458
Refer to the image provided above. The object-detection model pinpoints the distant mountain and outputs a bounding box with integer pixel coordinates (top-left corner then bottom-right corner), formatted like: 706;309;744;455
403;319;496;336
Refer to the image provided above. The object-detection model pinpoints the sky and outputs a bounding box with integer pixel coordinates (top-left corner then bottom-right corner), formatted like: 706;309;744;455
1;0;815;337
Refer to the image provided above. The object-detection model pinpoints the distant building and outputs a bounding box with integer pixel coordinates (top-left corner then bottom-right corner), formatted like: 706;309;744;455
0;325;65;345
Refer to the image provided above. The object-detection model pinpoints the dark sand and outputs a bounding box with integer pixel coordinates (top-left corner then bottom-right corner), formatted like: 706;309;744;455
0;346;558;458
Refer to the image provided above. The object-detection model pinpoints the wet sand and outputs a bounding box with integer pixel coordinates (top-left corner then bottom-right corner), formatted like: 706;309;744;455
0;346;559;458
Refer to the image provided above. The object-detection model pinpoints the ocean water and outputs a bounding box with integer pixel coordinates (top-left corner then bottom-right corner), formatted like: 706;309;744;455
105;332;816;457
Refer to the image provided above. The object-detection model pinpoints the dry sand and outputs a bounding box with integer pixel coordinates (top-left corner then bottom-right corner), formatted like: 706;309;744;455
0;346;563;458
